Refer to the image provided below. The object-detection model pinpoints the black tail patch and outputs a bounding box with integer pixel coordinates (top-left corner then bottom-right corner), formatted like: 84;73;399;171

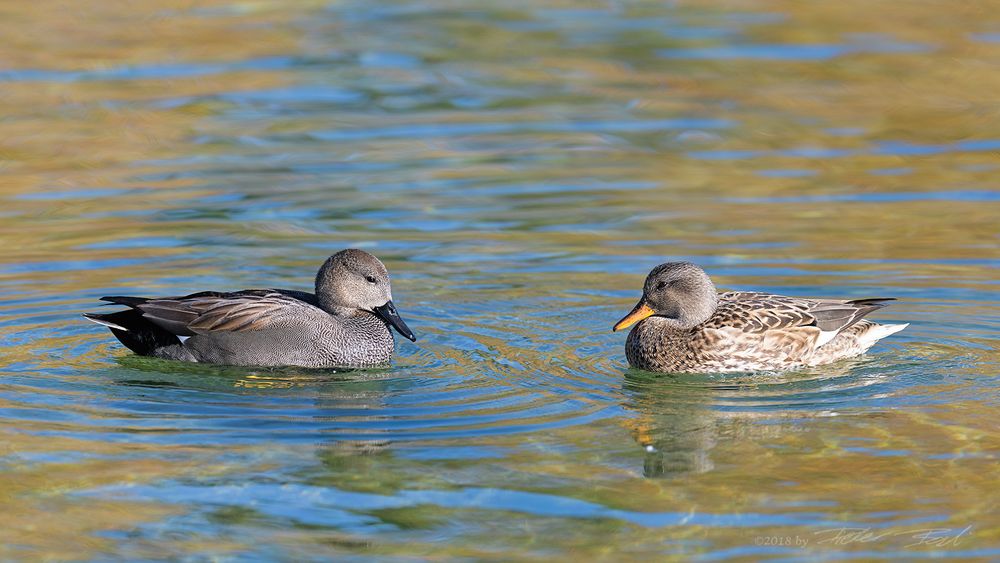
100;295;150;308
84;309;181;356
846;297;896;308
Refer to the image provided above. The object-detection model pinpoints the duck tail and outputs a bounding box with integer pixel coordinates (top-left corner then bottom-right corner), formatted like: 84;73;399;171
858;322;909;348
99;295;150;308
83;309;181;356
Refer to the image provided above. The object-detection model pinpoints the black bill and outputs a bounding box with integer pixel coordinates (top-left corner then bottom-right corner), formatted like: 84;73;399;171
373;300;416;342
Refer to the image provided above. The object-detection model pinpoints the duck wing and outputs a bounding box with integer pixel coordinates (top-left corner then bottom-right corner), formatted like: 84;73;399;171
713;292;895;346
101;289;327;337
807;297;895;333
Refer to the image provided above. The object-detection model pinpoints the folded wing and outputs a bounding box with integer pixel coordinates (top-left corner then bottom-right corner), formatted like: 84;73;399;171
713;292;895;347
101;289;329;337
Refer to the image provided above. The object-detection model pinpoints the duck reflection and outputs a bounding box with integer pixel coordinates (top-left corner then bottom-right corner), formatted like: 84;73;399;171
622;370;719;478
112;354;382;390
111;355;398;458
622;361;872;478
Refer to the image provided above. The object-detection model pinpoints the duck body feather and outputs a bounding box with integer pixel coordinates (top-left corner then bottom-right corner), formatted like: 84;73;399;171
625;291;907;373
87;289;395;368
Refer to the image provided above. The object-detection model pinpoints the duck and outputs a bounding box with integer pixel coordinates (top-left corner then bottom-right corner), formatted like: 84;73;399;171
84;249;416;368
613;262;907;373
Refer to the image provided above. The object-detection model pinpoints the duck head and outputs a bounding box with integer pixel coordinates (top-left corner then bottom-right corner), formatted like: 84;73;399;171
613;261;718;332
316;249;416;341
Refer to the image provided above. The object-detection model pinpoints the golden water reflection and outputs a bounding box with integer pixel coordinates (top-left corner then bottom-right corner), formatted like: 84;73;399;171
0;0;998;559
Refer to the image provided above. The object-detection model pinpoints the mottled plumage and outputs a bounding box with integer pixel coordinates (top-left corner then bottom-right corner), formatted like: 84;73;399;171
85;249;416;368
614;262;907;373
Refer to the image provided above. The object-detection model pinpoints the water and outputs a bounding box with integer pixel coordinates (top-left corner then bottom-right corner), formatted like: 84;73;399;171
1;0;998;559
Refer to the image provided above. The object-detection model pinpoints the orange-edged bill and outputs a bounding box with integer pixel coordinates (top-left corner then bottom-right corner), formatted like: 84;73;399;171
613;301;655;332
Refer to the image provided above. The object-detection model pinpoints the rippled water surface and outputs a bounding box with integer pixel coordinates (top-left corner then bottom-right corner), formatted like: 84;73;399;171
2;0;999;559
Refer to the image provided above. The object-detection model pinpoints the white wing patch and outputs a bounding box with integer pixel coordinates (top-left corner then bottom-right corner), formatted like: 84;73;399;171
815;329;840;348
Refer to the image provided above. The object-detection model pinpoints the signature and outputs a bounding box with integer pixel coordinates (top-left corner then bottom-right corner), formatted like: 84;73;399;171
814;525;972;548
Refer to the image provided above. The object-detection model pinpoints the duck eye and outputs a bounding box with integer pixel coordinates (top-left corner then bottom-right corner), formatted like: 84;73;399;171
656;281;668;291
365;275;378;284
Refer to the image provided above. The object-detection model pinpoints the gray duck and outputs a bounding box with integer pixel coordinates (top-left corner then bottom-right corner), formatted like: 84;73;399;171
85;249;415;368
